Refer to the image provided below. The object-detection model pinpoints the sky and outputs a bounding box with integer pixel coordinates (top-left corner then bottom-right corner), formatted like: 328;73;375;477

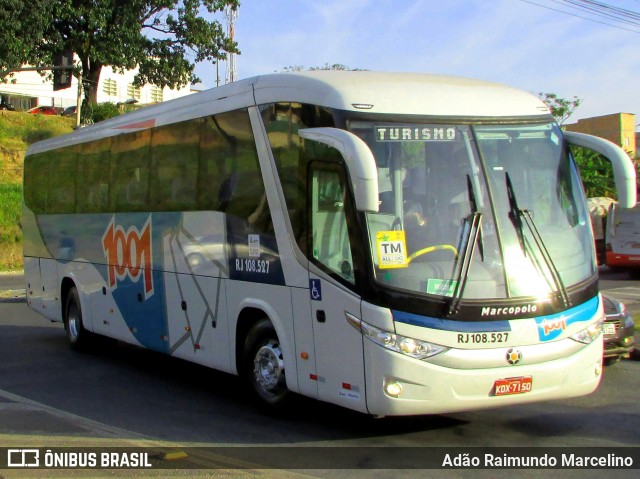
193;0;640;124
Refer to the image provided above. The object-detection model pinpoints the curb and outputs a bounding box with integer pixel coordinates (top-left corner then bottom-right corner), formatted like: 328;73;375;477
0;289;25;299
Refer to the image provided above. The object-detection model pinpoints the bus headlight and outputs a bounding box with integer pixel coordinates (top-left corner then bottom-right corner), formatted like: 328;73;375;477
570;319;603;344
359;321;448;360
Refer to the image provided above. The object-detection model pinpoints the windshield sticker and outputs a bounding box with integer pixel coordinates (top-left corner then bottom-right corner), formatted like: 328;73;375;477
248;234;260;258
375;126;456;142
426;279;458;297
376;231;408;269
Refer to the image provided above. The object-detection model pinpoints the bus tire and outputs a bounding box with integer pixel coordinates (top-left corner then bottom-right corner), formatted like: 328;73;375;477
64;287;91;351
243;319;290;408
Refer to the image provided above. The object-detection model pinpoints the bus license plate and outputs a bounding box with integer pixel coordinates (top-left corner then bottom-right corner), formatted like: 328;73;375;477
494;376;533;396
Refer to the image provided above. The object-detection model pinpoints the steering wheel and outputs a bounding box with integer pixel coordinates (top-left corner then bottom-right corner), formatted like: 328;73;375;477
407;244;458;263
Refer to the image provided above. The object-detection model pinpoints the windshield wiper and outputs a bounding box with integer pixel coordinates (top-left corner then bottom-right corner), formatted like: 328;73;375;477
466;175;484;261
447;211;482;316
447;176;483;316
505;173;526;255
504;173;571;308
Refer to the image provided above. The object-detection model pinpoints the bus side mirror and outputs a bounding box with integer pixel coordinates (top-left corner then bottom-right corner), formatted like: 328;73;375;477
564;131;637;209
299;127;379;213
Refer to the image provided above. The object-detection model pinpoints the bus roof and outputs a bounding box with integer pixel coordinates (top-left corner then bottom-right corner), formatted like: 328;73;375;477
28;71;552;154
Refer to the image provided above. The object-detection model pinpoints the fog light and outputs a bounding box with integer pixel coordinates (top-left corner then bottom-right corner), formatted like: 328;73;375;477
595;360;602;376
384;381;402;397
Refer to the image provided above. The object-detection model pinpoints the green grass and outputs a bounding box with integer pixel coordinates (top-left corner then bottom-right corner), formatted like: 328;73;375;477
0;111;74;150
0;182;23;271
0;183;22;231
0;112;74;270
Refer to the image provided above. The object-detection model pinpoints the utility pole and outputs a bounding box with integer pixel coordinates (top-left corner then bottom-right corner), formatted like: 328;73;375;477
74;72;83;129
225;5;238;84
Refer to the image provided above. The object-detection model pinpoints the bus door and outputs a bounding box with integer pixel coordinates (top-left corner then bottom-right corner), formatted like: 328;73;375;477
303;159;368;413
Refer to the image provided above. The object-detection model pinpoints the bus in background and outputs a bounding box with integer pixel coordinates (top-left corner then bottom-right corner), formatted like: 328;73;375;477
22;72;636;417
605;202;640;277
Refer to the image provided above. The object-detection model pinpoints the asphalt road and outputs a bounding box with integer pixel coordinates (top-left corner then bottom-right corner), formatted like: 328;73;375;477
0;270;639;478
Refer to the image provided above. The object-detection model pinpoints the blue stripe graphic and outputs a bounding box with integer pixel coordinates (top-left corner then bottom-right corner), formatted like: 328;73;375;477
393;310;511;332
393;295;599;336
534;296;599;341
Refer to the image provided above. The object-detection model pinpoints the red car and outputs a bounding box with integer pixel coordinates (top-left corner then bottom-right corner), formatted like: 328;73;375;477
27;106;60;115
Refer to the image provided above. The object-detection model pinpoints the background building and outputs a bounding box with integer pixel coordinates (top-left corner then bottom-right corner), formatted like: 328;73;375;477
0;65;193;111
565;113;636;158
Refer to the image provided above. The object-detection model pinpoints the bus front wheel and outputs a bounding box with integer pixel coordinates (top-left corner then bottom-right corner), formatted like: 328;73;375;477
64;287;90;351
243;319;290;408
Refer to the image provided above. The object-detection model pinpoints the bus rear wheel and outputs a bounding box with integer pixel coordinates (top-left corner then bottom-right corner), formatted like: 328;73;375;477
243;319;290;408
64;287;91;351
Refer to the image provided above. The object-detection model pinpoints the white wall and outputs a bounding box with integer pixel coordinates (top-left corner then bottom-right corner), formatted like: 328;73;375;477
0;64;193;109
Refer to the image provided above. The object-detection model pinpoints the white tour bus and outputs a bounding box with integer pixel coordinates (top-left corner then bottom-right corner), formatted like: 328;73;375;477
605;202;640;276
23;71;637;416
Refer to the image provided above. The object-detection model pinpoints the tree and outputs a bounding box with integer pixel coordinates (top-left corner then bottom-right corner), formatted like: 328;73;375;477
538;92;582;125
0;1;53;76
537;91;619;197
572;147;616;198
1;1;239;104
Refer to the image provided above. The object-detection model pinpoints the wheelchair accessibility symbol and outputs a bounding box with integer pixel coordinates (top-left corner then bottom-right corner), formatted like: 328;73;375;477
309;279;322;301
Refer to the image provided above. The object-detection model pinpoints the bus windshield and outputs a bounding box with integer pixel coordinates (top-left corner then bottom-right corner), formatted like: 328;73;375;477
349;120;594;302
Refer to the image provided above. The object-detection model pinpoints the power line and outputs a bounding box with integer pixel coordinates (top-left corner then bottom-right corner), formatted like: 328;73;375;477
554;0;640;26
518;0;640;33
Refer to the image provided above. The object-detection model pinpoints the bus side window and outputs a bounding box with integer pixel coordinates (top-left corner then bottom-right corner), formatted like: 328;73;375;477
78;138;110;213
199;117;230;211
47;147;78;214
150;120;200;211
110;130;151;212
24;153;50;214
204;110;274;235
261;102;336;253
310;163;355;284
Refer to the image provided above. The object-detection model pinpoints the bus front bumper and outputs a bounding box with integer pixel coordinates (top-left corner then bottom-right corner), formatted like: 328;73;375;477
363;338;603;417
